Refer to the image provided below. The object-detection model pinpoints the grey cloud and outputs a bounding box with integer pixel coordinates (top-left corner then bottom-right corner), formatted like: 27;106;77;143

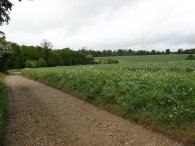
1;0;195;50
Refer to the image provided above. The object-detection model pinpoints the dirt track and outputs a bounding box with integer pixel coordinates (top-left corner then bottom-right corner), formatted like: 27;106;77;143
3;75;183;146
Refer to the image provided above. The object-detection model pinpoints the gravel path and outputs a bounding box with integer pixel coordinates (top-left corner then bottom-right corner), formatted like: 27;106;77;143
3;75;183;146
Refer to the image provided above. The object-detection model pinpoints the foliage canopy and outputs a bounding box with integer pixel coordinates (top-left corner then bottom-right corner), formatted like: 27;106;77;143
0;0;22;26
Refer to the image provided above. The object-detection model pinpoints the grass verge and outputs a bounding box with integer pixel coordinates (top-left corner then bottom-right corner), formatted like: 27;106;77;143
0;73;8;144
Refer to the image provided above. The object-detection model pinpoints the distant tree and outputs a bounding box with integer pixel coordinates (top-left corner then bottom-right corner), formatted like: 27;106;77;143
117;49;124;56
165;49;171;54
151;50;156;55
134;50;150;55
40;39;53;66
177;48;183;54
183;48;195;54
128;49;133;55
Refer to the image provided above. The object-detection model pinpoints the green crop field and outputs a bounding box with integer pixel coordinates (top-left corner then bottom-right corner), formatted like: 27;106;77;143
96;54;190;64
22;55;195;143
0;74;8;144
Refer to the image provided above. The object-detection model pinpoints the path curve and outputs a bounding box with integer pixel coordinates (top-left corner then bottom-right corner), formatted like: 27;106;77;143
4;75;183;146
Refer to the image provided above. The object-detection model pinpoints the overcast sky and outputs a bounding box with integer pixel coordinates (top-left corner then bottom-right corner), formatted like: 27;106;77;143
2;0;195;51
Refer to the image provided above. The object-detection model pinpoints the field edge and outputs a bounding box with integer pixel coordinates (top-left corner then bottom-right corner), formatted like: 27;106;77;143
21;72;195;145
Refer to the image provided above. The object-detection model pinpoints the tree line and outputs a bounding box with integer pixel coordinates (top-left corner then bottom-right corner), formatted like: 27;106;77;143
0;40;95;71
79;48;195;57
1;37;195;72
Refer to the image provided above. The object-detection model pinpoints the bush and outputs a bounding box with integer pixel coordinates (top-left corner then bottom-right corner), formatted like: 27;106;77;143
26;60;38;68
37;58;46;67
186;54;195;60
86;55;95;64
26;58;47;68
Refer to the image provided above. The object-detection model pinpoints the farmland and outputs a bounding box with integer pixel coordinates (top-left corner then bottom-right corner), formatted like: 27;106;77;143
22;55;195;142
96;54;189;63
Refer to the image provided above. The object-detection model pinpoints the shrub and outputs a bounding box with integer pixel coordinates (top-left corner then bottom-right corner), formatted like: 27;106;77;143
37;58;46;67
26;60;38;68
86;55;95;64
186;54;195;60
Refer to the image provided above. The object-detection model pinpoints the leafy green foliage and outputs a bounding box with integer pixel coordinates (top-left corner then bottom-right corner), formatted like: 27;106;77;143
0;0;22;25
0;0;13;25
40;39;53;66
26;58;46;68
26;60;38;68
7;43;24;69
0;35;11;71
166;49;171;54
86;55;95;64
22;61;195;136
0;41;95;71
4;42;195;70
186;54;195;60
37;58;46;67
6;43;95;70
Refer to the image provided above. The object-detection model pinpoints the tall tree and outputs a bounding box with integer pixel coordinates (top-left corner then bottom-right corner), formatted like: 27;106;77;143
40;39;53;65
177;48;183;54
165;49;171;54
